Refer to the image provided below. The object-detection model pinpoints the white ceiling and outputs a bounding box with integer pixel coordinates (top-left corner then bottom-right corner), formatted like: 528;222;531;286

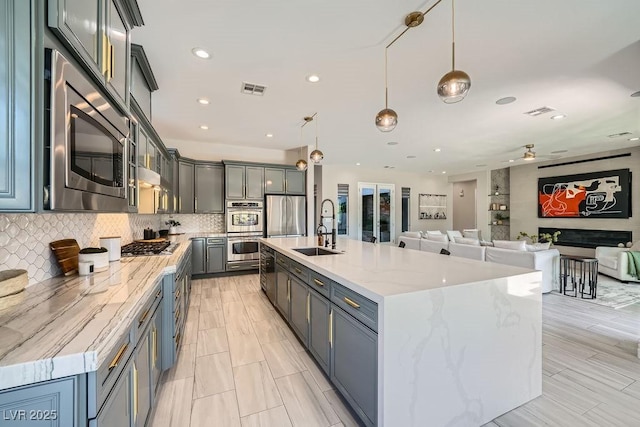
134;0;640;174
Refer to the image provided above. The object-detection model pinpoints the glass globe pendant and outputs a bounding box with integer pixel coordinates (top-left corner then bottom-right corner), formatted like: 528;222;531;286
309;114;324;163
437;0;471;104
296;158;308;171
375;48;397;132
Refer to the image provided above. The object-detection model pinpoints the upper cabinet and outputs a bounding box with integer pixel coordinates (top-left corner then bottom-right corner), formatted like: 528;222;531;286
265;167;306;195
48;0;144;113
285;169;306;195
130;44;158;122
195;164;224;213
0;0;34;211
225;165;264;200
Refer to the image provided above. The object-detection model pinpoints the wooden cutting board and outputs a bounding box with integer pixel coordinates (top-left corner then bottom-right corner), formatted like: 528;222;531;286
49;239;80;275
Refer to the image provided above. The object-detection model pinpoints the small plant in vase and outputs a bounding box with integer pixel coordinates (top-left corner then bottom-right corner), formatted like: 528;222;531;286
517;231;561;244
494;212;509;225
166;220;181;235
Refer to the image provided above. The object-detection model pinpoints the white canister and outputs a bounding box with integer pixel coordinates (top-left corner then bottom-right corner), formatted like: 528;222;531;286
78;261;94;276
99;236;121;262
79;250;110;272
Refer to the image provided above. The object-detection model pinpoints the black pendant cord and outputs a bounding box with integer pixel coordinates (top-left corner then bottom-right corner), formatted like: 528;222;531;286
451;0;456;70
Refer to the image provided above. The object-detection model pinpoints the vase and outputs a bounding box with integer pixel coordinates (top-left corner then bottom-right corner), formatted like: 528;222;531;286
169;226;177;235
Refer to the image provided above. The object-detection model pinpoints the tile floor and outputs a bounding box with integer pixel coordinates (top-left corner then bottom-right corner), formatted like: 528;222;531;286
149;274;640;427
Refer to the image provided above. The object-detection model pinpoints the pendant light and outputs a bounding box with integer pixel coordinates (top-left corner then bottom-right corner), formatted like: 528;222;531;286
309;113;324;163
375;47;397;132
295;126;308;171
437;0;471;103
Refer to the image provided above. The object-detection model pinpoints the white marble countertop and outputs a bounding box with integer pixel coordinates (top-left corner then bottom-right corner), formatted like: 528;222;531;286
0;235;192;391
186;232;227;239
261;236;537;302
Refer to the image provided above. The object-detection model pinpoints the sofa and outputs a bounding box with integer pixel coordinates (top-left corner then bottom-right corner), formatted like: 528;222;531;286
595;247;640;283
448;242;486;261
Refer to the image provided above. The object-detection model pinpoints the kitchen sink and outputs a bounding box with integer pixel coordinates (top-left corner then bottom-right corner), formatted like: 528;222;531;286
292;247;343;256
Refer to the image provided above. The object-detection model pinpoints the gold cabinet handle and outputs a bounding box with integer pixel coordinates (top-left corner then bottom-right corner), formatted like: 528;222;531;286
295;267;302;274
313;278;324;287
108;343;128;370
175;332;181;346
109;43;114;80
101;35;109;77
329;310;333;347
195;196;198;212
138;308;151;326
287;279;291;302
306;293;310;323
133;361;138;420
343;297;360;309
152;326;157;367
156;289;162;299
175;309;180;321
175;289;181;300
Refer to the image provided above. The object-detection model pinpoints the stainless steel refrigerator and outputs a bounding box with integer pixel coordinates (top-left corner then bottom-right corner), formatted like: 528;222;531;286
265;195;306;237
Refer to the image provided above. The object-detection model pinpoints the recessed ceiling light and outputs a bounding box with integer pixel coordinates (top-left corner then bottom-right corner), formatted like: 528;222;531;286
265;133;273;138
551;149;568;154
629;137;640;141
407;155;416;159
434;148;441;152
197;98;210;105
428;170;434;173
441;171;446;174
356;163;361;166
199;125;209;130
550;114;566;120
631;91;640;97
508;159;515;163
496;96;516;105
191;48;211;59
387;142;399;146
306;74;321;83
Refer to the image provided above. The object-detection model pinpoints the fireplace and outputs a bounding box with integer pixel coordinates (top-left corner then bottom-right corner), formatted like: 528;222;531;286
538;227;632;249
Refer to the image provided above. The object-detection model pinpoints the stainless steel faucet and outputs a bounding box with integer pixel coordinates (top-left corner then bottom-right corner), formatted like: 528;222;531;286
319;199;336;249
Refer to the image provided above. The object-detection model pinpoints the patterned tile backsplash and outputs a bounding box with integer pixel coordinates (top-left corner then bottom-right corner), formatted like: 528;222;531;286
0;213;226;285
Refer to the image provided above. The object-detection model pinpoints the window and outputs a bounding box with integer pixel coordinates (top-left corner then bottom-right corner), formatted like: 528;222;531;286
401;187;410;232
337;184;348;235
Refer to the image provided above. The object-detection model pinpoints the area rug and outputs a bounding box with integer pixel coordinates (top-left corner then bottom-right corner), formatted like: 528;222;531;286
553;274;640;309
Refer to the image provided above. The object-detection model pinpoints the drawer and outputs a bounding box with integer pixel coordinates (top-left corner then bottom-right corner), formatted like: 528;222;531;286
275;253;290;269
289;259;309;282
307;271;332;299
331;283;378;332
207;237;225;245
261;244;274;254
95;329;134;410
174;287;183;312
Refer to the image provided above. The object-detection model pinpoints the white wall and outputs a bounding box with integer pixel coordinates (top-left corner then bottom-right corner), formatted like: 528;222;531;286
510;146;640;256
320;165;452;241
452;180;478;230
165;138;289;163
448;170;491;240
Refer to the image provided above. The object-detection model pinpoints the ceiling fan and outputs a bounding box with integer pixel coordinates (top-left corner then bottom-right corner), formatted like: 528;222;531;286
500;144;561;164
522;144;536;161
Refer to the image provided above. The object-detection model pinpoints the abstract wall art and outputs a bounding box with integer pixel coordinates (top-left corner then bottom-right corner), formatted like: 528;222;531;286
538;169;632;218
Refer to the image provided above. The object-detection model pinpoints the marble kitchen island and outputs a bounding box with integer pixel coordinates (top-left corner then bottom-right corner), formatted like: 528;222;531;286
260;236;543;427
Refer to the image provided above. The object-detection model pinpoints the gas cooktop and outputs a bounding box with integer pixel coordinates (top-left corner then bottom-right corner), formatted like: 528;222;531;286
121;241;179;256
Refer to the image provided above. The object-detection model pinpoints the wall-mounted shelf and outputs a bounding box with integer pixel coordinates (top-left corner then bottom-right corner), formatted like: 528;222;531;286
488;193;510;196
489;223;510;226
488;209;510;212
419;194;447;220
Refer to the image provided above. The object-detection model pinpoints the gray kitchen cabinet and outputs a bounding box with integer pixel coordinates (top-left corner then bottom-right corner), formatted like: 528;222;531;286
275;265;290;319
95;361;132;427
289;275;309;346
151;305;162;396
309;288;331;374
0;375;86;427
285;169;306;195
226;164;264;200
331;306;378;427
191;238;206;275
0;0;33;211
105;0;129;108
206;245;225;273
130;44;158;122
128;119;138;212
195;164;224;213
133;332;151;427
178;161;194;213
264;168;285;194
169;153;179;213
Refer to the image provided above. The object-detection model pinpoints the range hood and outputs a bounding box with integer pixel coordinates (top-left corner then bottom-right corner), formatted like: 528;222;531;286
138;167;167;214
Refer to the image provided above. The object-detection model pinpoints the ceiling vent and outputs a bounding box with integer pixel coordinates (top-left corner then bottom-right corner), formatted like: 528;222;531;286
607;131;632;138
241;82;267;96
523;106;556;117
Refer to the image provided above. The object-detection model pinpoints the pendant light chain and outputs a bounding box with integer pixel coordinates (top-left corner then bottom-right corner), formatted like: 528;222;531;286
315;113;319;149
451;0;456;70
384;48;389;108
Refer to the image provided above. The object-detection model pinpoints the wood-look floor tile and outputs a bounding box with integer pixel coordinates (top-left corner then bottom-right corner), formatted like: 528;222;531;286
182;318;199;346
165;343;197;381
200;296;223;312
493;406;547;427
587;351;640;380
323;389;360;427
623;381;640;400
234;361;283;417
584;400;640;427
149;376;194;427
276;372;339;427
481;422;500;427
199;309;225;330
227;331;265;367
541;373;600;414
240;406;292;427
262;340;306;378
244;299;275;323
252;320;289;345
196;327;229;356
193;352;235;399
191;390;241;427
224;301;255;335
298;350;332;392
221;289;243;303
552;368;640;408
542;333;599;360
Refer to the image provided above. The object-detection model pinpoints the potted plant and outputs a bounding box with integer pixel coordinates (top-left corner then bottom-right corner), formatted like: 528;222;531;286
494;212;509;225
517;231;561;244
165;220;181;235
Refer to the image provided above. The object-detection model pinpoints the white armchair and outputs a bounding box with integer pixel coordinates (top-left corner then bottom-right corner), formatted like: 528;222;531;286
595;247;640;283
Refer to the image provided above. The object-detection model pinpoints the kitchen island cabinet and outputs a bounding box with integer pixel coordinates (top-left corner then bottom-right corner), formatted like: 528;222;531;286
260;236;542;427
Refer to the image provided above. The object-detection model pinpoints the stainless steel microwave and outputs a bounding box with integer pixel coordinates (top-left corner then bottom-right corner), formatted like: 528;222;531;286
44;49;129;212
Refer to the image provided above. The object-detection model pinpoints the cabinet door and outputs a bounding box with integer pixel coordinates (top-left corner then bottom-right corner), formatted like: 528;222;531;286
96;364;132;427
264;168;285;194
151;306;162;396
285;169;306;195
265;255;276;304
206;245;225;273
331;307;377;427
105;0;128;108
178;162;194;213
134;334;151;427
195;164;224;213
191;239;206;275
245;166;264;199
289;275;309;347
309;289;330;374
0;0;33;211
275;265;289;319
225;165;245;199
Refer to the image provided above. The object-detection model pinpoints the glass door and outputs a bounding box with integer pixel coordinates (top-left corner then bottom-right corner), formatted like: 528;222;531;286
358;183;395;243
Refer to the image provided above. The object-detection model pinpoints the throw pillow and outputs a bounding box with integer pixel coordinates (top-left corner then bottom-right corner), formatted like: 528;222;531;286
630;241;640;251
426;234;448;243
454;237;481;246
493;240;527;251
446;230;463;241
526;242;551;252
425;230;443;236
401;231;422;239
463;229;480;239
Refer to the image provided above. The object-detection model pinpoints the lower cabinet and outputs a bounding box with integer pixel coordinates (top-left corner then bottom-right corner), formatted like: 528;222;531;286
206;245;225;273
191;238;226;275
95;360;132;427
289;275;309;346
309;289;331;374
191;238;206;275
134;331;151;427
331;306;378;427
275;265;290;319
151;305;162;395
